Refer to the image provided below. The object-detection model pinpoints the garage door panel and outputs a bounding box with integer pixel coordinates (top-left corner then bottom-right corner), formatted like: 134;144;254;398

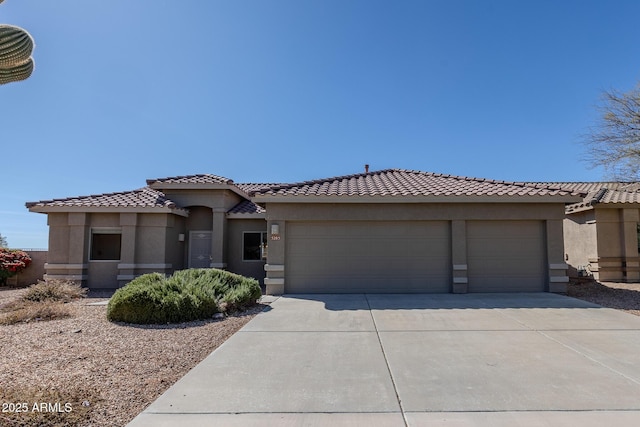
286;221;451;293
469;240;539;257
467;221;545;292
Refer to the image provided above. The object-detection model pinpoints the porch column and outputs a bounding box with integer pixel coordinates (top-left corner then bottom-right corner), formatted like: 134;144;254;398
58;212;89;285
451;220;468;293
117;213;137;287
210;209;227;269
546;219;569;293
621;209;640;281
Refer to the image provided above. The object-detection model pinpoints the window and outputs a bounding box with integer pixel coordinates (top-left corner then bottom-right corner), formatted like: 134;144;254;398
90;229;122;261
243;232;267;261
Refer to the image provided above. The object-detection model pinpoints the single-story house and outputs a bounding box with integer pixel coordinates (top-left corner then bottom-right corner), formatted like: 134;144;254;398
545;182;640;282
26;168;584;294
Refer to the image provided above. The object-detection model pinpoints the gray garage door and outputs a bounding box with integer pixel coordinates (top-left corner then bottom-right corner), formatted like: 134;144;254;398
467;221;546;292
286;221;451;293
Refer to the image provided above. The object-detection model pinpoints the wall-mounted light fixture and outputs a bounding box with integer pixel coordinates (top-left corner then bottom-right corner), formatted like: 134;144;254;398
271;224;280;235
178;233;185;242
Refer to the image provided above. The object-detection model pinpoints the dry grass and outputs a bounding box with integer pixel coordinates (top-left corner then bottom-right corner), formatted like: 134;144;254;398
21;279;87;303
0;287;264;427
0;300;72;325
0;279;85;325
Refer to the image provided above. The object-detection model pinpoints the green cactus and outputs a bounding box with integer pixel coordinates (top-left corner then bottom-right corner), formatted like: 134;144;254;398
0;56;33;84
0;2;35;85
0;25;34;66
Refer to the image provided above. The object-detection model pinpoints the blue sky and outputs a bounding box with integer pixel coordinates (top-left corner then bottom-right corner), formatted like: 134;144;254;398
2;0;640;249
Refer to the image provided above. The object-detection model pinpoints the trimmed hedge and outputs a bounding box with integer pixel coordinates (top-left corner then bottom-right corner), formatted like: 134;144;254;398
106;269;261;324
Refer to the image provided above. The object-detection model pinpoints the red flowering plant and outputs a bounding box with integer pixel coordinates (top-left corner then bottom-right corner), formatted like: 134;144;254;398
0;248;32;286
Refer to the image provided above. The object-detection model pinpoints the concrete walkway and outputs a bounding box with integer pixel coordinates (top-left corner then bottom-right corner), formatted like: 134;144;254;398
128;293;640;426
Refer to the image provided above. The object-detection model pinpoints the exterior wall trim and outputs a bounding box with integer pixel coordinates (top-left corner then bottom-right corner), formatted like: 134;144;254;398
549;263;569;270
45;274;87;281
117;263;172;269
45;263;88;269
264;264;285;272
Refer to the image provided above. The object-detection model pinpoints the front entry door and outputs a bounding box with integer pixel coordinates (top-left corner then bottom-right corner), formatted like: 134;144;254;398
189;231;212;268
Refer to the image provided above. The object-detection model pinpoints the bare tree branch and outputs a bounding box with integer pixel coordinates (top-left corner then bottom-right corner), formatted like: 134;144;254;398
582;84;640;180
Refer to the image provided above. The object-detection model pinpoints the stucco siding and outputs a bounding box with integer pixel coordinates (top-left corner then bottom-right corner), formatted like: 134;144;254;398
47;213;70;264
265;202;566;222
135;222;168;264
563;211;597;275
87;261;118;288
227;219;267;283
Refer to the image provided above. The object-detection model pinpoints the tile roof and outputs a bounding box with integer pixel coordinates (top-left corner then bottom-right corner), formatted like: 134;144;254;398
228;199;266;215
524;182;638;193
146;174;234;186
251;169;580;198
565;187;640;213
235;183;285;194
25;187;185;211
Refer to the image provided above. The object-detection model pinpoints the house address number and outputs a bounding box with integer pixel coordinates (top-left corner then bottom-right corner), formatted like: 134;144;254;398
271;235;281;241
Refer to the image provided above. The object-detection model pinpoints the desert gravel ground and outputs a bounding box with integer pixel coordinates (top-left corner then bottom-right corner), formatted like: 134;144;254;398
566;280;640;316
0;287;265;427
1;280;640;426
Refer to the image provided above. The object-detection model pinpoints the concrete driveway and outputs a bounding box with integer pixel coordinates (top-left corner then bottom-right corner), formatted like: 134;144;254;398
128;293;640;426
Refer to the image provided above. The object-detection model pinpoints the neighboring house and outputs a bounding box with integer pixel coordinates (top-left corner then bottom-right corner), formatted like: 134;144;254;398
26;169;583;294
542;182;640;282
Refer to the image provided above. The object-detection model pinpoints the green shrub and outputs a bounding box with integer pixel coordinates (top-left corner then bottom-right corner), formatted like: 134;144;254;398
106;269;261;324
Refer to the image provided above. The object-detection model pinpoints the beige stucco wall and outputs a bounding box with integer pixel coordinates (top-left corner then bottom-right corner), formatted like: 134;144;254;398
563;210;598;276
6;250;47;287
185;206;213;231
587;207;640;282
163;189;242;212
264;202;566;222
263;202;569;294
43;211;186;288
165;215;187;272
47;213;71;264
226;219;267;284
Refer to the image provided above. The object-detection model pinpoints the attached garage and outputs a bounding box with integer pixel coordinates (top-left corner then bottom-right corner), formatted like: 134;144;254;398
467;221;546;292
253;169;581;295
286;221;451;293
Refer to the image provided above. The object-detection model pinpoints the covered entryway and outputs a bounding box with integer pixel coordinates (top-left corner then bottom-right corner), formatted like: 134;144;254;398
286;221;451;293
467;220;546;292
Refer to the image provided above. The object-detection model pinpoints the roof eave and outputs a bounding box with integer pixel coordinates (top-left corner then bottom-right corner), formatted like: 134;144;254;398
148;182;250;199
26;205;189;217
148;182;232;191
251;194;584;204
226;212;267;219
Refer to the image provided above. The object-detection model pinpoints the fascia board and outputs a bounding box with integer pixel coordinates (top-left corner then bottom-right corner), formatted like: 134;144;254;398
26;206;189;217
251;194;584;204
148;182;231;191
226;212;267;219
